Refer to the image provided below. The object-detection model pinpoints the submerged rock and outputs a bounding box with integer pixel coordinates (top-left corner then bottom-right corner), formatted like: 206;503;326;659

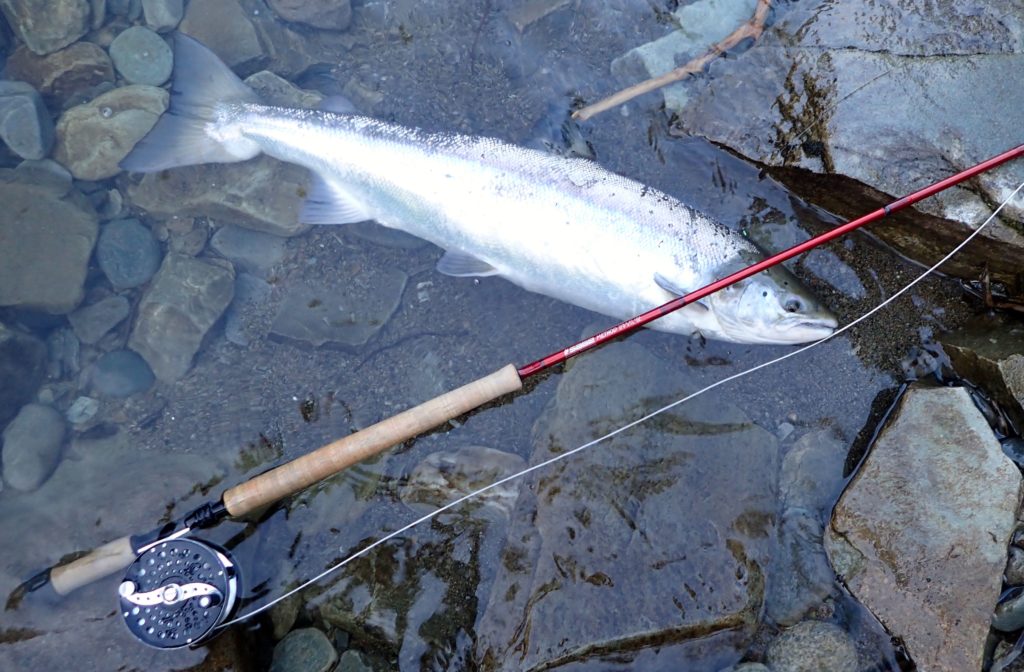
270;269;407;349
477;340;778;670
671;0;1024;285
764;620;858;672
0;80;54;160
269;627;338;672
0;0;90;55
128;156;311;237
179;0;263;70
825;385;1021;671
244;70;324;109
1;403;65;491
96;218;162;289
268;0;351;31
68;294;131;344
55;84;167;180
0;323;47;429
4;42;115;107
87;349;155;397
109;25;174;86
129;253;234;381
940;315;1024;431
0;168;98;313
400;446;526;518
209;224;287;275
141;0;183;32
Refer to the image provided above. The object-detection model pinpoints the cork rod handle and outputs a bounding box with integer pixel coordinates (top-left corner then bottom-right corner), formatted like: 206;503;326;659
49;536;137;596
223;364;523;517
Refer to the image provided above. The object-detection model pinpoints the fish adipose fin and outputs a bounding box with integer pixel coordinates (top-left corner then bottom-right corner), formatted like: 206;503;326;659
654;273;709;312
300;175;371;224
120;34;261;172
436;251;499;277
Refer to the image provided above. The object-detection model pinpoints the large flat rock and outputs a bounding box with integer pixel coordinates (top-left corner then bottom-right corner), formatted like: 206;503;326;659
825;385;1021;672
477;341;778;670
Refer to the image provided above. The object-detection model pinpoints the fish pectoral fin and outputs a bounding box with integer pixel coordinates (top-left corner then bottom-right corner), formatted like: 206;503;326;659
300;175;371;225
436;251;499;277
654;273;709;311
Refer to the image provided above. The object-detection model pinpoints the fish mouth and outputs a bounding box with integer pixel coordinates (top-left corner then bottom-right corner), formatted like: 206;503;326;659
780;314;839;343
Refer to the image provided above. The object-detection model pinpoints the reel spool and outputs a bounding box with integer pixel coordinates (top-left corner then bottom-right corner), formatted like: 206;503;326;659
118;538;238;649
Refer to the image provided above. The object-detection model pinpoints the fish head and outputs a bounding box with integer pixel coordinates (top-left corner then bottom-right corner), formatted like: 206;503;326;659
707;265;838;344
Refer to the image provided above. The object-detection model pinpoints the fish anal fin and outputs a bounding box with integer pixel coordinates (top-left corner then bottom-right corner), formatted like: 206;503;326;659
437;251;499;277
300;175;371;225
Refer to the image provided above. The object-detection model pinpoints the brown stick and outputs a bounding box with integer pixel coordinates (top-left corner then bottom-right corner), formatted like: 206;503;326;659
223;364;523;517
573;0;772;122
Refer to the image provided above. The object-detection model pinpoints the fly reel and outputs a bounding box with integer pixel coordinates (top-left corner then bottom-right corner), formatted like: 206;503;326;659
118;538;238;649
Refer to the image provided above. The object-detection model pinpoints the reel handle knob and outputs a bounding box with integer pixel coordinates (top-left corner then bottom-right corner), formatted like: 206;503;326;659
49;536;136;596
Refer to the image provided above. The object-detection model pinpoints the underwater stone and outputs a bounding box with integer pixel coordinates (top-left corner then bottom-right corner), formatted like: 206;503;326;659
96;218;161;289
765;621;858;672
0;168;98;313
477;338;778;670
109;26;173;86
400;446;526;518
128;156;311;237
65;395;99;425
87;349;155;397
129;254;234;382
55;84;167;180
270;268;407;349
0;80;54;160
825;385;1021;672
243;70;323;108
1;403;65;491
141;0;182;32
209;225;287;275
223;272;270;347
5;42;115;108
0;0;90;55
68;294;130;344
267;0;351;31
0;323;47;429
179;0;263;69
269;628;338;672
940;315;1024;431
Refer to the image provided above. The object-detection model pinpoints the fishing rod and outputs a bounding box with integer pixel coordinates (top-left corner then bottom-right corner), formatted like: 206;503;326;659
11;143;1024;650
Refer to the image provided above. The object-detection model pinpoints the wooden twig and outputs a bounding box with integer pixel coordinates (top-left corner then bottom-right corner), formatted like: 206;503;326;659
573;0;772;122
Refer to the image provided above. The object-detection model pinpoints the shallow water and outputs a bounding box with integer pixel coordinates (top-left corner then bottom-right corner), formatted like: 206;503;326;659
0;1;988;670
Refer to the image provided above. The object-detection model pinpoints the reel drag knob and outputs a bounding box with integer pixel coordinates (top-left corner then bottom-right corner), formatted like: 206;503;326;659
118;538;238;649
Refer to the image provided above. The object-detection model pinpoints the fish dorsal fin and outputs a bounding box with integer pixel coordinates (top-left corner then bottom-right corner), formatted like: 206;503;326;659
318;95;357;115
300;175;371;225
654;273;709;311
436;251;499;277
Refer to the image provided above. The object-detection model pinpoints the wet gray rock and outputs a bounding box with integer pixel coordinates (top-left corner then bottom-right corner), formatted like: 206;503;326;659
477;340;778;670
400;446;526;518
96;218;162;289
179;0;263;69
55;84;167;180
672;0;1024;285
825;385;1021;672
764;620;858;672
1008;546;1024;586
270;269;407;349
128;156;311;237
0;0;90;55
87;349;154;397
108;0;142;19
65;395;99;425
109;26;173;86
767;508;837;627
337;650;374;672
244;70;323;108
1;403;65;491
141;0;182;32
68;295;131;344
720;664;770;672
210;224;287;275
0;323;47;428
940;315;1024;431
0;80;54;159
129;254;234;381
224;272;270;346
269;628;338;672
0;168;98;313
268;0;351;31
4;42;114;108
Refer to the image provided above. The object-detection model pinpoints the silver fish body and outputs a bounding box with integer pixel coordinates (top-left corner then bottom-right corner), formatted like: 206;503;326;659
122;35;837;344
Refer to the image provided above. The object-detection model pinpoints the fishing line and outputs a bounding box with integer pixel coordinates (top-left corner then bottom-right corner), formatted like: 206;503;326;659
220;178;1024;630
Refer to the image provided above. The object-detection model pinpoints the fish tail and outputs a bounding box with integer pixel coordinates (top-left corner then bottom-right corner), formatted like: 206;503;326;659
120;34;261;173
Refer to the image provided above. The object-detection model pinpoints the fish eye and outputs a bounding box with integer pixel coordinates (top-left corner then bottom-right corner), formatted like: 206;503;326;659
784;298;802;313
